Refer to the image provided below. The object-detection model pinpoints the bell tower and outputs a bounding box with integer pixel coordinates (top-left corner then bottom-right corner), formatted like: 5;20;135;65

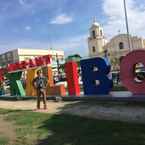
88;18;107;57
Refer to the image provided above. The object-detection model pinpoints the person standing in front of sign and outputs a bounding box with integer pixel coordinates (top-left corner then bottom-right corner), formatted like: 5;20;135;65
33;70;48;110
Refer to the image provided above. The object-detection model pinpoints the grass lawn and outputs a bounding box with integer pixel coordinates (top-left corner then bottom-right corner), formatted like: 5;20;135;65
0;109;145;145
0;136;9;145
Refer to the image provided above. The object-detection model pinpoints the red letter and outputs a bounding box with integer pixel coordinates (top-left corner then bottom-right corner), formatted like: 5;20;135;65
35;56;45;66
28;59;36;68
0;68;5;81
20;61;28;69
65;61;80;96
120;50;145;95
42;55;51;65
7;63;17;72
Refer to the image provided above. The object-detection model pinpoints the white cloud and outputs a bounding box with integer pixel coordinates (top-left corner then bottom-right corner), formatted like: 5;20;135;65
103;0;145;38
52;35;88;56
25;26;31;31
50;14;73;25
19;0;25;5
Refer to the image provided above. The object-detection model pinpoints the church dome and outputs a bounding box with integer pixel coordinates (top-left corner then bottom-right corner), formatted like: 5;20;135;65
92;22;100;27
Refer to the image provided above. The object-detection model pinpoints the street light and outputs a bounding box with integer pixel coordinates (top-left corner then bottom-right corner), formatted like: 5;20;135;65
123;0;132;51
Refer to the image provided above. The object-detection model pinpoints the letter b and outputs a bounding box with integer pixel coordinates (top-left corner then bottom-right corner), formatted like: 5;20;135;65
80;57;113;95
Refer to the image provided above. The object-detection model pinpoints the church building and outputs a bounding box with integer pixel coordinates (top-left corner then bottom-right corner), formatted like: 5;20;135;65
88;20;145;70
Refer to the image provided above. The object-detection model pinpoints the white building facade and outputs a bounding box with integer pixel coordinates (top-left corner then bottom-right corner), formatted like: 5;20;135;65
0;48;65;68
104;34;145;60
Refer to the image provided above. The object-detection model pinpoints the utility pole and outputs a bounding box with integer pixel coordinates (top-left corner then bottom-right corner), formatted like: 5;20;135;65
123;0;132;51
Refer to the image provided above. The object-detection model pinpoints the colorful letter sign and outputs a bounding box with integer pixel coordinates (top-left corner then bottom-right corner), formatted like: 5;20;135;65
2;49;145;97
7;55;51;73
120;50;145;95
80;57;113;95
65;61;80;96
0;68;5;82
6;71;26;96
44;66;66;96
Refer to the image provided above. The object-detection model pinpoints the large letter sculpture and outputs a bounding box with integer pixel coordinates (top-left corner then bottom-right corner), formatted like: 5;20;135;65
120;50;145;94
65;61;80;96
0;69;4;82
80;57;113;95
26;68;37;96
43;66;66;96
6;71;26;96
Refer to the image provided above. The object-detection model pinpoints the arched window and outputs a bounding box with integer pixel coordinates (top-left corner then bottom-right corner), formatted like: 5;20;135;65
92;46;96;53
119;42;124;49
92;30;96;39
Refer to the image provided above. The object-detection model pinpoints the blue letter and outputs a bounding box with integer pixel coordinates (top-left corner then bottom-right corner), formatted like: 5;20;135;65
80;57;113;95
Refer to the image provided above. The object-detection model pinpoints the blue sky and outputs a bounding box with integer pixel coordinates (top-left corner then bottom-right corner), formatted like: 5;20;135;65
0;0;145;56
